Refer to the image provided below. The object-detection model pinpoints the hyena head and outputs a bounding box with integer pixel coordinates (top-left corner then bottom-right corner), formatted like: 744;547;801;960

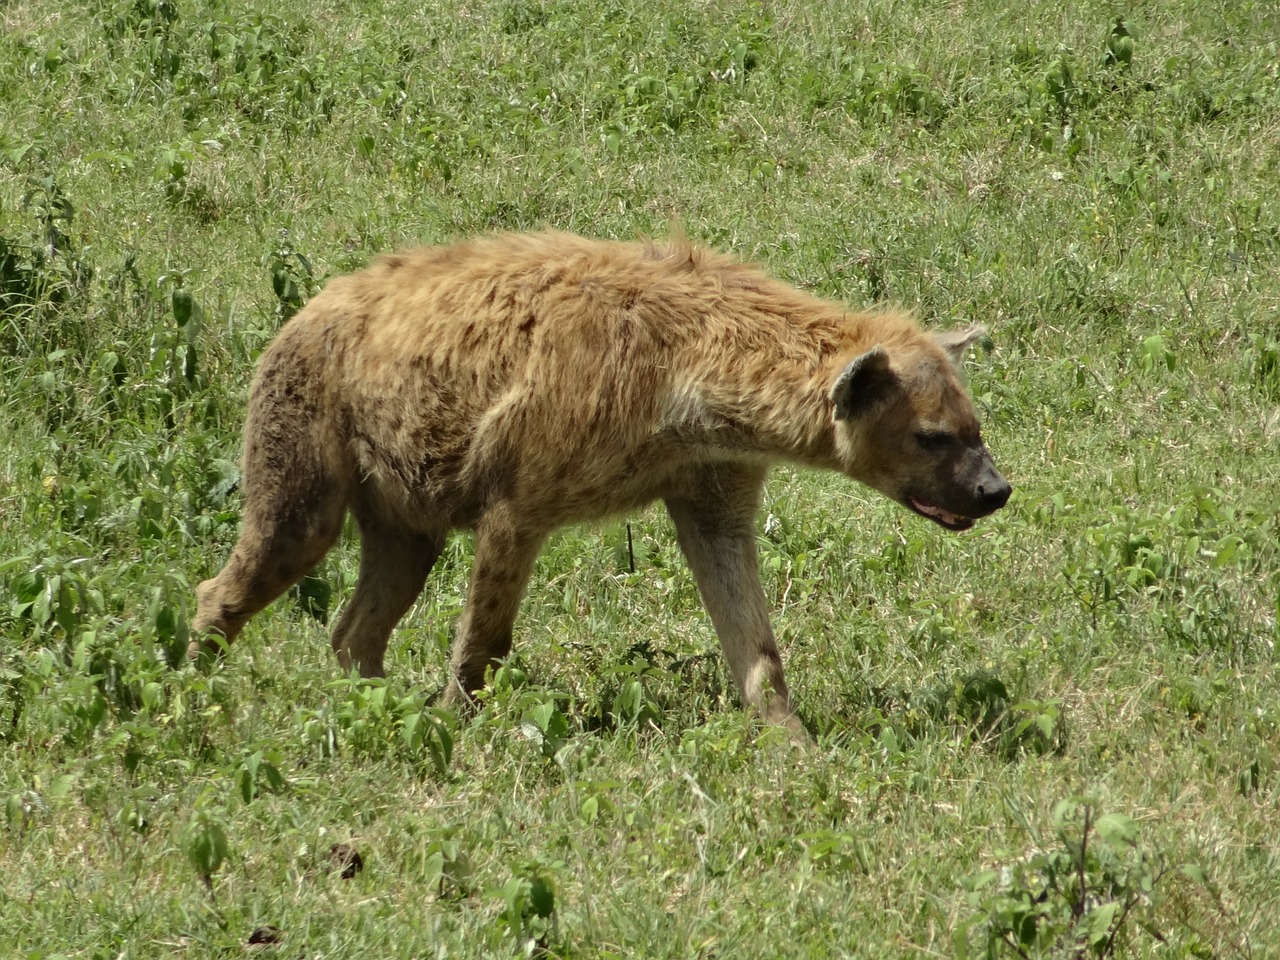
830;325;1011;531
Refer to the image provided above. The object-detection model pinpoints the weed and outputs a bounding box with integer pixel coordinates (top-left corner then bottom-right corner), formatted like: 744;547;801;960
957;799;1211;958
494;861;562;954
181;803;231;893
0;177;92;354
295;676;455;777
269;234;315;324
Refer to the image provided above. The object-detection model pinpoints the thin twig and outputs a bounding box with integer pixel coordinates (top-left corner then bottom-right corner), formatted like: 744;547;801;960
1075;806;1092;923
1000;931;1032;959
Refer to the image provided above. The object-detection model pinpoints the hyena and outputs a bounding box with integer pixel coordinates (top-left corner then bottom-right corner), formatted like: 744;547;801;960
193;231;1010;735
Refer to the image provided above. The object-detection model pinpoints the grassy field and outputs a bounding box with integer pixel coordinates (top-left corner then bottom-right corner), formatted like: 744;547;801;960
2;0;1279;956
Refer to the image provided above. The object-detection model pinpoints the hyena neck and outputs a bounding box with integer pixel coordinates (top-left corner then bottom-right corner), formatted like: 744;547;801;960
670;355;844;472
664;296;899;473
748;335;912;474
752;373;843;469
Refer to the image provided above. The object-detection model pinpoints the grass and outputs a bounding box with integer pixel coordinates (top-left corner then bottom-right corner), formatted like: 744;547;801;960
2;0;1279;956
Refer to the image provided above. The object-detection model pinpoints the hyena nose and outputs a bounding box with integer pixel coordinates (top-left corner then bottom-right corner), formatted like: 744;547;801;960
976;475;1012;512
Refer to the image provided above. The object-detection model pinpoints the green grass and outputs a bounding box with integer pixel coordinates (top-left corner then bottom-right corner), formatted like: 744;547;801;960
2;0;1279;956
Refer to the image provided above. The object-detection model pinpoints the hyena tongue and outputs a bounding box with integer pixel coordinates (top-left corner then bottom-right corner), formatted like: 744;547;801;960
909;496;973;530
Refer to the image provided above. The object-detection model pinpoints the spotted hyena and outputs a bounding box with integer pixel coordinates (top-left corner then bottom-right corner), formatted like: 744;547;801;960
193;231;1010;735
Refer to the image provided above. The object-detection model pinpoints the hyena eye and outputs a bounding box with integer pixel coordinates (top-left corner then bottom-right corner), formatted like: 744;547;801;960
914;430;954;451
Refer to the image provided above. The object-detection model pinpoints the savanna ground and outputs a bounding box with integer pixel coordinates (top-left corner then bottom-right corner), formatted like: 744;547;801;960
2;1;1279;957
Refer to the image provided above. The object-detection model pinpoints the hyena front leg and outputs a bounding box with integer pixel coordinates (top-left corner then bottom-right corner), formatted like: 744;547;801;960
665;464;807;740
329;515;445;679
441;505;546;707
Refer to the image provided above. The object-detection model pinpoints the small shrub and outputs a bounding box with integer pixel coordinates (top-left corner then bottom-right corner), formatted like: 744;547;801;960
297;677;455;776
269;236;316;324
1;177;92;356
492;860;562;955
181;803;231;892
958;799;1209;958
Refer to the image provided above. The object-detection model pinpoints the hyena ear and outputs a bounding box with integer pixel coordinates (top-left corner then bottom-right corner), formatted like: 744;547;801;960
831;346;899;421
934;325;986;366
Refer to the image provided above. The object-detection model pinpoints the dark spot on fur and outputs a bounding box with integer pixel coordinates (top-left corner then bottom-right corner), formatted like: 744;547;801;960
533;268;565;294
622;289;638;310
414;456;440;485
481;568;510;588
518;313;536;334
382;255;406;271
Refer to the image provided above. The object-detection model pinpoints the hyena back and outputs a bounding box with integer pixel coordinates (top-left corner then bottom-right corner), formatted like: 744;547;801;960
193;231;1010;735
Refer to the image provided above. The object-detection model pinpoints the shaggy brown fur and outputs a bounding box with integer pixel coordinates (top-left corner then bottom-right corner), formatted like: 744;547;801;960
193;231;1010;735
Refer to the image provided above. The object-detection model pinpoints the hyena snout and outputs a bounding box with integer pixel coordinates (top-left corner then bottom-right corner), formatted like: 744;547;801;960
908;450;1011;531
972;463;1012;514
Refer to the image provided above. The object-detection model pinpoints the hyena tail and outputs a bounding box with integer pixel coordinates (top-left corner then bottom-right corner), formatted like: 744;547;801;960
191;326;351;659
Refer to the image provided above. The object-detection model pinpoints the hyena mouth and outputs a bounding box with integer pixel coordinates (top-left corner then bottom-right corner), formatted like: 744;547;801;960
908;495;976;532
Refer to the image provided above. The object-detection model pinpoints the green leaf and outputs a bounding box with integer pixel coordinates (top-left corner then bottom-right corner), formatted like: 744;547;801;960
501;876;528;917
141;681;164;711
6;142;33;165
182;811;230;882
261;760;285;793
1095;812;1138;847
1179;863;1209;886
528;874;556;919
1086;901;1120;945
1051;798;1080;828
10;570;42;604
171;287;193;327
527;700;555;732
47;774;76;799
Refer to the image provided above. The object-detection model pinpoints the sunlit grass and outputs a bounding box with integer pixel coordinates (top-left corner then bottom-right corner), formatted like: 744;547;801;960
1;1;1278;956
